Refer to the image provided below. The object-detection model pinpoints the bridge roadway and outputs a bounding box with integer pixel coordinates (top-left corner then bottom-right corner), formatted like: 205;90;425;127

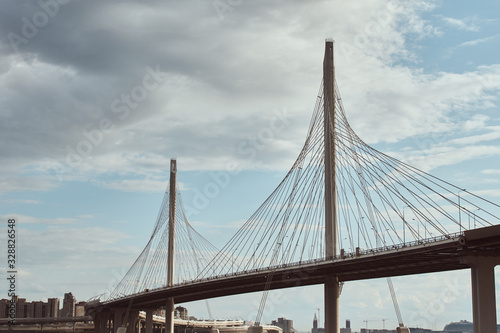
101;224;500;310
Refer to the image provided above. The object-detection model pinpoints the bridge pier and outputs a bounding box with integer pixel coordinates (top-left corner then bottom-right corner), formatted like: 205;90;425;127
463;256;500;333
325;276;340;333
114;308;126;333
145;309;153;333
112;308;140;333
93;310;110;333
247;326;263;333
165;298;175;333
87;304;114;333
130;311;140;333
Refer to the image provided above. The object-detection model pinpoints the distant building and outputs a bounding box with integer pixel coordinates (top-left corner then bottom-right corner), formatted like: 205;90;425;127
153;308;166;317
311;314;324;333
24;302;34;318
75;301;86;317
0;299;8;318
34;301;46;318
175;306;188;320
62;292;76;317
442;320;500;333
272;317;294;333
443;320;476;332
340;320;351;333
0;295;68;320
408;328;434;333
16;298;27;318
47;298;60;318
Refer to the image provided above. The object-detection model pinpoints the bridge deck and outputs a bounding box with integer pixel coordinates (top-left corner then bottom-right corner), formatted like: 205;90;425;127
98;225;500;310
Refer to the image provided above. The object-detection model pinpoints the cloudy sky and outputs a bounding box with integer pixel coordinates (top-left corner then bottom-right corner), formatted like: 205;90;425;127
1;0;500;331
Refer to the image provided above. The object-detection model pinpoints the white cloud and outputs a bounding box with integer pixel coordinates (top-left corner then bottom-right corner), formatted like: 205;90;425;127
0;198;42;205
4;222;142;301
462;114;490;131
0;214;79;224
445;34;500;58
403;145;500;172
481;169;500;175
440;16;481;32
459;34;500;47
0;0;470;188
0;175;59;194
471;189;500;198
339;64;500;145
447;127;500;146
100;178;170;193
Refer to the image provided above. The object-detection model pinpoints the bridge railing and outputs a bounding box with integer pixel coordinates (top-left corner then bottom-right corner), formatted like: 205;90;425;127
356;231;463;257
196;231;464;280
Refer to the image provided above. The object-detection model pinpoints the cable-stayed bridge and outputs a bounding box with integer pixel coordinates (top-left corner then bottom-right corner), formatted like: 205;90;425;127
86;40;500;333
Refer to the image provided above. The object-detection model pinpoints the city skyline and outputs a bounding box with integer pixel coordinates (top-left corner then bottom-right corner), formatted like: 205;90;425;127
1;0;500;332
0;292;474;333
0;292;85;319
0;293;480;333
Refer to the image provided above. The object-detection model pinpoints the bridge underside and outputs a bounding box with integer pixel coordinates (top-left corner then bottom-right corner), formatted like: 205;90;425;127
100;225;500;310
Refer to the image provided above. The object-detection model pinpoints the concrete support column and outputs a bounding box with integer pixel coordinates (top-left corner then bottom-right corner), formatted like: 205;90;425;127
107;312;113;333
470;257;497;333
471;265;479;333
93;312;104;333
165;298;175;333
247;326;263;333
114;309;126;333
325;276;340;333
145;310;153;333
128;311;139;333
97;311;110;333
108;312;113;333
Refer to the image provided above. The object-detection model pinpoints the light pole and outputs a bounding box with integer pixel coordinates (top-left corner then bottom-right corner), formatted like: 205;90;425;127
403;206;410;245
412;218;421;240
276;242;281;265
474;208;481;229
458;189;466;233
358;217;364;249
363;320;369;332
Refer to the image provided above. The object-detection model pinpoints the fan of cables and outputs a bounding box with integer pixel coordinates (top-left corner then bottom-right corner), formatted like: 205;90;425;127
196;80;500;280
106;185;219;301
